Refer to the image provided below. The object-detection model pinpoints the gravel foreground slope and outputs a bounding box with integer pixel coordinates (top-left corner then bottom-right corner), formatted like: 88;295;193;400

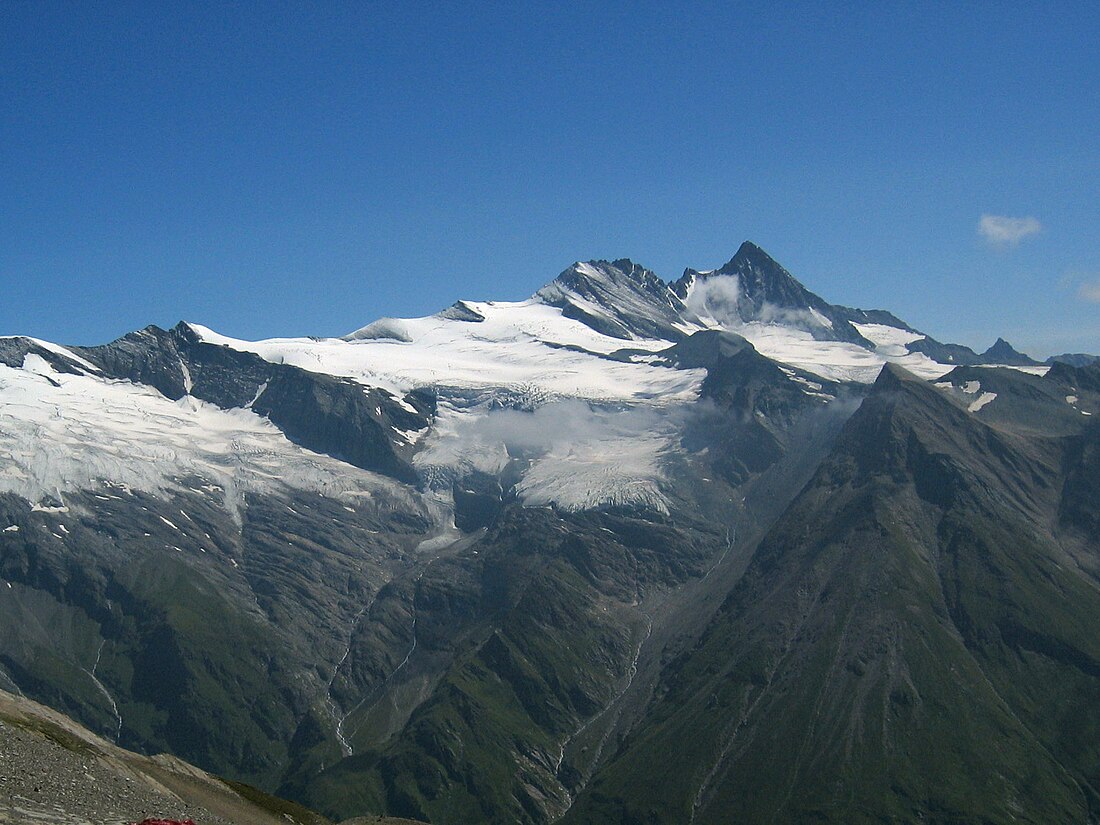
0;689;421;825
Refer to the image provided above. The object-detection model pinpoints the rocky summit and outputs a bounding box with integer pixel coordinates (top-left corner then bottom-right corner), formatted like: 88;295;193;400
1;244;1098;824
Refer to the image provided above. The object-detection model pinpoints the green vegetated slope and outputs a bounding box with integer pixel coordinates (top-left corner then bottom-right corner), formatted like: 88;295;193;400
0;482;434;790
294;506;720;824
568;363;1100;824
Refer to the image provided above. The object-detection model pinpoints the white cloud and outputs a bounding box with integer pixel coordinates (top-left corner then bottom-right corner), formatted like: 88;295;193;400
686;274;829;332
1079;280;1100;303
978;214;1042;246
686;273;742;325
414;399;683;513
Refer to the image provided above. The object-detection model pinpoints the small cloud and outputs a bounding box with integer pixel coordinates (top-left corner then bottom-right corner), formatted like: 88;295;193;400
1079;280;1100;303
978;214;1042;246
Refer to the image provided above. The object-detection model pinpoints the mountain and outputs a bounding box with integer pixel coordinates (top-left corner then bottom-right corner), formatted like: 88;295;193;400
1049;352;1100;368
673;241;895;346
566;362;1100;823
980;336;1042;366
2;243;1096;824
534;258;693;342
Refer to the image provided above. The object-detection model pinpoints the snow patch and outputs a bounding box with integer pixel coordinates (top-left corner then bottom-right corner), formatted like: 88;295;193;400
851;323;924;357
31;500;69;513
21;353;55;376
393;426;427;445
808;308;835;330
968;392;997;413
976;364;1050;376
247;381;268;408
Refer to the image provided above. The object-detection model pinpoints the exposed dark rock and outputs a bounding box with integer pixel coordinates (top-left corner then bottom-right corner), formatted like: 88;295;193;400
980;336;1041;366
906;335;982;364
437;301;486;322
536;259;691;341
1048;352;1100;367
0;337;89;374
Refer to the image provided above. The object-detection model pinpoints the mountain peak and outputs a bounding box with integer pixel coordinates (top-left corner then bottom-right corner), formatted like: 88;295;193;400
725;240;777;268
608;258;649;280
534;259;689;341
713;241;788;280
676;242;871;346
549;258;662;293
981;337;1040;366
713;242;823;312
874;360;920;387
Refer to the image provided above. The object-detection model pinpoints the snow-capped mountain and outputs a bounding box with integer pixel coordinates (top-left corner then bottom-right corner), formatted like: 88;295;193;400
2;243;1097;825
0;242;1044;519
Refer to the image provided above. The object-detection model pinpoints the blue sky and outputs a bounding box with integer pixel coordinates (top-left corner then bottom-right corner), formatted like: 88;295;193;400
2;2;1098;357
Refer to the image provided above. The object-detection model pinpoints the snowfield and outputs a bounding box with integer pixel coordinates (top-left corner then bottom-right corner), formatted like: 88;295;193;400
190;278;961;401
0;356;420;515
722;320;952;383
186;284;959;512
189;298;703;404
